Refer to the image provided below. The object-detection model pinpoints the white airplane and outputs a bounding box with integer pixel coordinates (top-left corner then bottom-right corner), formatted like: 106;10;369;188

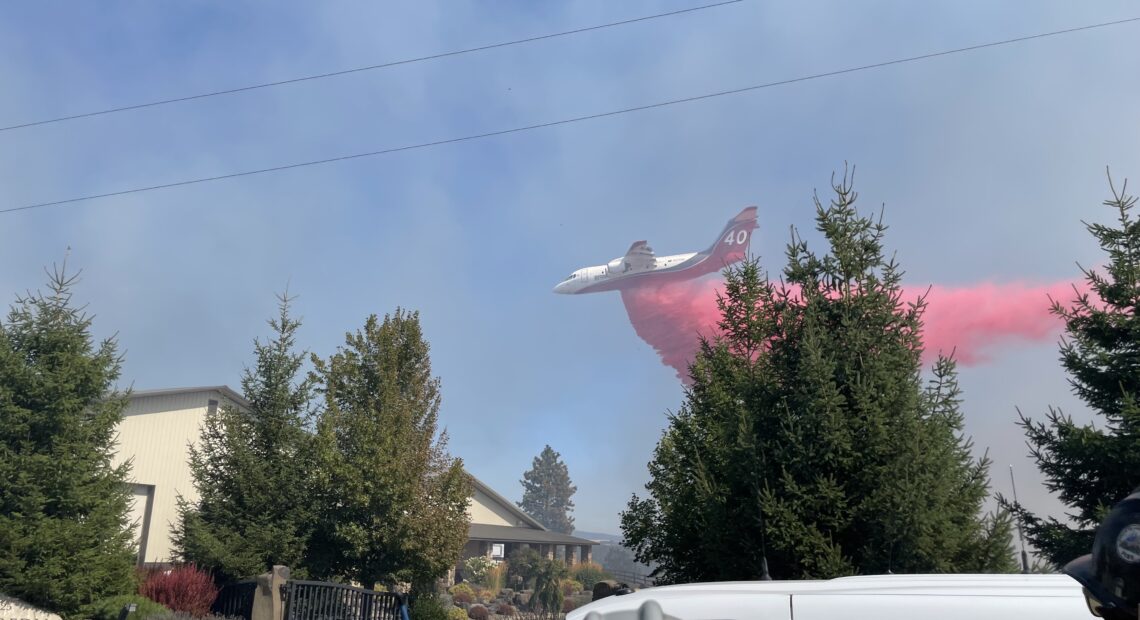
553;207;758;294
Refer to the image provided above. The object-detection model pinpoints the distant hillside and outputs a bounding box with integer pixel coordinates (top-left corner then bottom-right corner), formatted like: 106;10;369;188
573;531;656;579
573;530;622;543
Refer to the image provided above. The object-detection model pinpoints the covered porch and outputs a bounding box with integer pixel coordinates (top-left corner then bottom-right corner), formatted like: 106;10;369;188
452;524;598;584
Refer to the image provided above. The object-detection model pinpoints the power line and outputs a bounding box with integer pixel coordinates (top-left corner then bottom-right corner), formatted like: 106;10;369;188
4;15;1137;216
0;0;743;133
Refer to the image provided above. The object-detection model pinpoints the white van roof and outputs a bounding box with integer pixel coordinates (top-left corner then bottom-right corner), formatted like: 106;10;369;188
567;574;1087;620
645;572;1081;596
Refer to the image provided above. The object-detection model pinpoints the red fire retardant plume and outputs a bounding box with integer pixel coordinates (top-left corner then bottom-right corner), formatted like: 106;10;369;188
620;277;1083;383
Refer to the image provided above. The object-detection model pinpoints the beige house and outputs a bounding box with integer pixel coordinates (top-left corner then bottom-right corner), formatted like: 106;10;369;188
114;386;251;564
457;478;597;582
114;386;597;573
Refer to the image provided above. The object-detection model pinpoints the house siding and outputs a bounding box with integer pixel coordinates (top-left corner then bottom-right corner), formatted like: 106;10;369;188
112;390;237;564
467;487;520;527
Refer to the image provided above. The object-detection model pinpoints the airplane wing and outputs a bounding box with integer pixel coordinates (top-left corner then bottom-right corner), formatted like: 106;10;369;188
605;240;656;276
623;240;656;270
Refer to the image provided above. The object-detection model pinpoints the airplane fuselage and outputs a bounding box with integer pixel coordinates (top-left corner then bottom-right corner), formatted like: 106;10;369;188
553;206;758;295
554;252;702;294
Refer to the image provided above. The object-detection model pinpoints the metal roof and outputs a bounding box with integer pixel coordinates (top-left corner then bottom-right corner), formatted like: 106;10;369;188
129;385;251;410
468;523;598;546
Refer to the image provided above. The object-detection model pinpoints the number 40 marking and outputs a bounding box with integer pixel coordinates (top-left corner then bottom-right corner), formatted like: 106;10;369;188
724;230;748;245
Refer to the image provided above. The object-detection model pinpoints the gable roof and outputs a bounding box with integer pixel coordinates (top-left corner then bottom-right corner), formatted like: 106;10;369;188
469;475;547;531
129;385;251;410
468;523;597;546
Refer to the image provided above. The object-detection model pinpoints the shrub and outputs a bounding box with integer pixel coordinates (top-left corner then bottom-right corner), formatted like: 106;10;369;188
505;548;541;589
139;565;218;617
449;583;476;598
467;604;489;620
569;562;610;591
559;579;583;596
495;604;516;616
464;556;496;586
410;593;450;620
82;595;170;620
447;607;469;620
563;599;580;613
147;614;237;620
485;562;507;596
532;561;566;616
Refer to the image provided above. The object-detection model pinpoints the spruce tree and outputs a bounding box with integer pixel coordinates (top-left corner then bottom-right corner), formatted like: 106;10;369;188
621;170;1016;583
307;309;471;590
173;293;316;583
0;266;137;617
1000;172;1140;567
518;445;577;534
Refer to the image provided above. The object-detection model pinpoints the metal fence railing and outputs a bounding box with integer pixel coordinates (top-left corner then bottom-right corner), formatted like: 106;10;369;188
605;569;656;589
212;580;257;620
282;580;404;620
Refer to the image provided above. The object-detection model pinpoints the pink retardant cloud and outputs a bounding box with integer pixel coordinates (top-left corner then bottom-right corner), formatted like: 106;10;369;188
620;276;1085;383
921;282;1081;365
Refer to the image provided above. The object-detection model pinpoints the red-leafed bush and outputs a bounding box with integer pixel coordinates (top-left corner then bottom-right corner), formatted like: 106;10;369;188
139;564;219;617
467;604;489;620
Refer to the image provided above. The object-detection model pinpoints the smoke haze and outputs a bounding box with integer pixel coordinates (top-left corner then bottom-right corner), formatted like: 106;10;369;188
621;276;1082;381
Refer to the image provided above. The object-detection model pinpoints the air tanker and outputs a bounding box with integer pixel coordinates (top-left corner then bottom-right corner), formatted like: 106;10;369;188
553;207;758;294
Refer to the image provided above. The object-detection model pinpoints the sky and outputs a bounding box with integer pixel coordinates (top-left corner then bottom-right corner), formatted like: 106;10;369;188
1;1;1139;538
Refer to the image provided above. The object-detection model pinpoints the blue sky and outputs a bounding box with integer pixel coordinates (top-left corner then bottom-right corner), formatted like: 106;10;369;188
1;1;1138;535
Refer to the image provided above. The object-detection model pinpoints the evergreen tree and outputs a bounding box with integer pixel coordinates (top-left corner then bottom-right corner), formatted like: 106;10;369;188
1000;172;1140;567
0;266;137;617
172;293;316;583
517;445;577;534
621;170;1016;583
307;309;471;590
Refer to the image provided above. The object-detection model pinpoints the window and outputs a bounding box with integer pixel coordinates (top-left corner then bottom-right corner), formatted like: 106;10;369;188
207;399;218;415
491;544;504;558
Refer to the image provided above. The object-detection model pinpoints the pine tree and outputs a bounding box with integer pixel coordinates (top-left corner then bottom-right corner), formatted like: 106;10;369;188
172;293;316;583
621;170;1016;583
1000;172;1140;567
307;309;471;590
0;266;137;617
518;445;577;534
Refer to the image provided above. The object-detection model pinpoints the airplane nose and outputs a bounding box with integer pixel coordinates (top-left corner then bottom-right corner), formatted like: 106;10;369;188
553;282;564;294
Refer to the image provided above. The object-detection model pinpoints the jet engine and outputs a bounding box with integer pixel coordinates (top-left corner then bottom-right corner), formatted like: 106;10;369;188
607;258;629;276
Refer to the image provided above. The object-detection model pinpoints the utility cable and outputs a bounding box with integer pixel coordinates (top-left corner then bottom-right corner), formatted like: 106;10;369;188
0;0;743;133
3;15;1137;215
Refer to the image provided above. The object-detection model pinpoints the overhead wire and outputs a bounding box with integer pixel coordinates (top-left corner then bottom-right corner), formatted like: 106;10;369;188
0;0;743;133
3;15;1138;215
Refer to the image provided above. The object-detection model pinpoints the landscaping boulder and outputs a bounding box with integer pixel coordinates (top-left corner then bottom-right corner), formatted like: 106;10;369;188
0;594;62;620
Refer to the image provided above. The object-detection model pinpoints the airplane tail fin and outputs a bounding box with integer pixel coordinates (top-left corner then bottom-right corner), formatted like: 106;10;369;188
705;206;758;266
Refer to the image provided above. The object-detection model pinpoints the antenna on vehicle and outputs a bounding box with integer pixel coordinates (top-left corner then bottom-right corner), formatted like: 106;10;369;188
1010;465;1030;574
756;485;772;580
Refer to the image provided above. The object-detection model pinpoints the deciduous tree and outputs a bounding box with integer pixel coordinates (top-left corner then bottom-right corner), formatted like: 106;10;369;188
307;309;471;590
